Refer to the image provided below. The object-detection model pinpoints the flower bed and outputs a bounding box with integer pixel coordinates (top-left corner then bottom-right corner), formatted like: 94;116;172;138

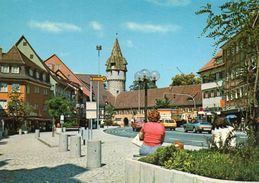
134;145;259;182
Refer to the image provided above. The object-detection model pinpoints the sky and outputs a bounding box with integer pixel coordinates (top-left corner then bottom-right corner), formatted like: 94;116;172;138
0;0;227;89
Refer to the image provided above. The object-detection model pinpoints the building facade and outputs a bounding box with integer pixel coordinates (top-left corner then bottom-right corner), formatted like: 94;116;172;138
0;36;52;133
198;50;225;114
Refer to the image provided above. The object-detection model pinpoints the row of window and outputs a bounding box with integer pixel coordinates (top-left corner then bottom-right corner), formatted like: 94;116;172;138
225;86;247;101
0;83;49;95
203;89;222;99
202;71;224;83
1;66;20;74
0;83;20;92
0;99;47;112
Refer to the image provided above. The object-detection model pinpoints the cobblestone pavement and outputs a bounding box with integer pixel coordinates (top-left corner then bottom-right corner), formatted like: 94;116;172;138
0;128;139;183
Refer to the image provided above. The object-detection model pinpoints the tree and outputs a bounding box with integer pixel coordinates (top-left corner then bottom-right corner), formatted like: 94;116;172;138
129;80;157;91
45;96;74;137
196;0;259;145
155;97;172;109
104;103;115;126
7;91;33;131
170;73;201;86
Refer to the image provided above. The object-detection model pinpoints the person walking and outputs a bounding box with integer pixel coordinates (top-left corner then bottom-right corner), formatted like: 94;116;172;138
138;110;165;155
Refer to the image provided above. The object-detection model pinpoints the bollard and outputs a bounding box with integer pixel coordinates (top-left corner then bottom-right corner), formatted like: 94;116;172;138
59;133;68;152
87;140;101;168
63;127;66;132
35;129;40;138
4;128;8;137
70;135;81;158
82;129;88;145
19;129;22;135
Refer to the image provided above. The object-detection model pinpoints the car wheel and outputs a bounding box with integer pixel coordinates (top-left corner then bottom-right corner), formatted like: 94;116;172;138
184;128;188;132
199;130;202;133
170;128;172;131
208;131;212;134
173;128;176;131
132;128;135;131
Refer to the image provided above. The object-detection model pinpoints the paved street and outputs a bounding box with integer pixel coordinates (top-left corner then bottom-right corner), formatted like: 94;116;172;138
0;128;139;183
105;127;247;147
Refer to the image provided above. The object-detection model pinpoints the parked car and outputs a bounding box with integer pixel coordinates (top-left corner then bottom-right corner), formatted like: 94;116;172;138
183;119;212;133
160;119;177;130
131;121;144;131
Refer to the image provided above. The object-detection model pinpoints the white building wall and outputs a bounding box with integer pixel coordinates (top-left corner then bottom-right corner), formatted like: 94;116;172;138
107;80;125;96
203;97;222;109
201;80;223;90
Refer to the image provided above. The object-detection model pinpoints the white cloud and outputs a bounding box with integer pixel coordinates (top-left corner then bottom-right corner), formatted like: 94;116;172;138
146;0;191;6
28;20;82;32
89;21;103;31
125;22;181;33
126;40;134;48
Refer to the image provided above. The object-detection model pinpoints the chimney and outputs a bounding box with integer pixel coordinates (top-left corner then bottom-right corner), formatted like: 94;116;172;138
0;48;2;60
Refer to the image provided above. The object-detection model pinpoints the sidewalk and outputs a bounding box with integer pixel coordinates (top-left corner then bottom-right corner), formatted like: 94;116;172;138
0;128;201;183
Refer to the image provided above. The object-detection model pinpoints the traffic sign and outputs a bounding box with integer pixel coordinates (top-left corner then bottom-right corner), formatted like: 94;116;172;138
90;76;107;81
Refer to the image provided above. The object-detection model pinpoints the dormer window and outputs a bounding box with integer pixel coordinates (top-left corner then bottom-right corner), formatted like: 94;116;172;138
23;41;27;46
30;54;34;59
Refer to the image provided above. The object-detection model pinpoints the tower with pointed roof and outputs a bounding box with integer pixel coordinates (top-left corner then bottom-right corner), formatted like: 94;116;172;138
106;38;127;96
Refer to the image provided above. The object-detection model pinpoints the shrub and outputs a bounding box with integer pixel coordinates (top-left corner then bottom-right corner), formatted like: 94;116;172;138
139;145;259;181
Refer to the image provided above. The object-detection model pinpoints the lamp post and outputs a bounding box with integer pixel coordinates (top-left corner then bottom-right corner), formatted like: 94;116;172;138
134;69;160;122
96;45;102;129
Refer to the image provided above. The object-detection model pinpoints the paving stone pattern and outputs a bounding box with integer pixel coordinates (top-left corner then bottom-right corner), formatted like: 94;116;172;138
0;129;139;183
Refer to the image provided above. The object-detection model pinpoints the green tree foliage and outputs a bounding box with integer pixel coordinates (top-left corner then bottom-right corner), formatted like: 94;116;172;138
45;96;74;136
196;0;259;145
104;103;115;126
155;97;172;109
7;91;33;130
170;73;201;86
129;80;157;91
45;96;74;120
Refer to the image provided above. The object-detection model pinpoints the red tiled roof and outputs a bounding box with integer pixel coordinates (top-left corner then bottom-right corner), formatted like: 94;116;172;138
198;50;224;74
105;85;201;109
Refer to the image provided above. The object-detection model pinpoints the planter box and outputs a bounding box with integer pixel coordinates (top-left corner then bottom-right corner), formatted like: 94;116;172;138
125;159;257;183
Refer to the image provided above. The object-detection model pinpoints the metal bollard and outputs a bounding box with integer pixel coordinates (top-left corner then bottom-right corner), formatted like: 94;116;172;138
19;129;22;135
87;140;101;168
35;129;40;138
70;135;81;158
59;133;68;152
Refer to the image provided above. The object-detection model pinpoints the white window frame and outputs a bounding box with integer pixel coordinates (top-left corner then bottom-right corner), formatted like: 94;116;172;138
34;86;40;94
12;83;20;92
0;83;8;92
29;69;33;76
11;66;20;74
0;100;8;109
1;66;9;73
36;72;40;79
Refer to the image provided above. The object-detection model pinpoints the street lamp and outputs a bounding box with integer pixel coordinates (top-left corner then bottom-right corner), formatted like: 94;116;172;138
134;69;160;122
96;45;102;129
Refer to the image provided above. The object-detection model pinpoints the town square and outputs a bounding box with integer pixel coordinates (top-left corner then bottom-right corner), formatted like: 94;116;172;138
0;0;258;182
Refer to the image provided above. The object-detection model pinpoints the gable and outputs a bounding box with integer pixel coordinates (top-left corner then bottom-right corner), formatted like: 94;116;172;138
16;36;47;71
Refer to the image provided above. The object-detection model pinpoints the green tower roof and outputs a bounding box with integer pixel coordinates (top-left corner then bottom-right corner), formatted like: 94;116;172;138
106;38;127;71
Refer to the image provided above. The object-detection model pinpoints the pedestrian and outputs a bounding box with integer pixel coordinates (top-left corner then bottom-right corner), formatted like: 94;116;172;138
138;110;165;155
212;115;236;148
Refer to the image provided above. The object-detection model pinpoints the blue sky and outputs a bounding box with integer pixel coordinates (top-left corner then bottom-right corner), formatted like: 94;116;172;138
1;0;227;89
